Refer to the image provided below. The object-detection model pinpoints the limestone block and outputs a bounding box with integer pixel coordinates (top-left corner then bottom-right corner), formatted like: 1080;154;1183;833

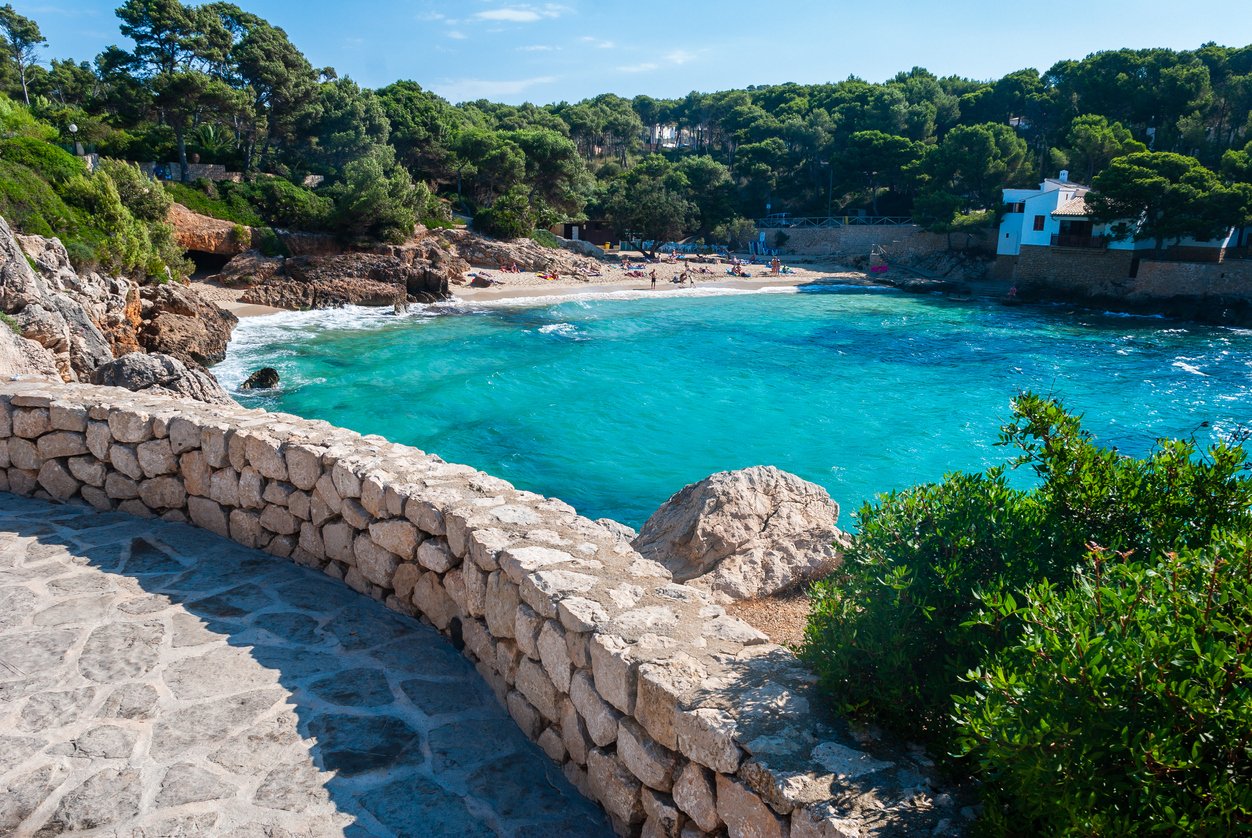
168;416;201;454
179;450;211;497
591;633;638;715
404;494;447;537
37;459;80;501
344;566;370;596
642;788;686;838
260;504;298;536
322;522;355;563
239;467;265;509
189;496;231;538
558;596;609;633
229;509;262;549
495;639;523;682
506;690;543;740
9;466;38;495
0;438;7;469
484;571;520;639
340;497;370;530
9;438;39;470
619;717;679;792
262;480;295;507
392;562;422;602
266;534;296;559
331;461;362;499
516;657;560;722
86;421;111;460
50;402;88;432
354;534;400;588
567;630;591;669
108;409;152;444
790;806;860;838
673;762;721;833
384;485;407;517
118;498;155;518
538;620;572;694
476;659;509;707
716;775;788;838
417;537;456;572
246;436;288;481
0;400;8;437
462;617;494;664
284;445;324;491
675;708;743;774
201;425;230;468
104;472;141;500
588;747;646;828
561;698;591;764
140;476;186;510
297;523;325;561
570;669;621;747
13;407;51;438
227;430;248;471
109;444;143;480
637;656;707;751
563;761;593;803
136;438;176;477
81;485;113;511
360;475;388;517
310;493;335;526
515;603;543;659
37;431;87;460
466;527;512;571
209;467;240;507
461;561;487;617
67;456;106;487
287;490;311;521
443;568;467;613
412;572;457;629
537;726;567;763
520;569;599;620
369;519;419;559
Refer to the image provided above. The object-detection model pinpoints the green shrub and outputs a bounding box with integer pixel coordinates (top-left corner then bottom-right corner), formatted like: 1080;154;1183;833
955;537;1252;834
475;186;536;240
97;158;171;223
0;158;79;237
803;393;1252;752
246;177;332;230
0;94;58;141
163;180;264;227
327;145;420;244
0;138;85;184
0;311;19;333
530;228;561;248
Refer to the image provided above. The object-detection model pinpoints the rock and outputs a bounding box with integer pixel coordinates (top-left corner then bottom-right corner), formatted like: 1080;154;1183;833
214;249;284;285
440;228;604;275
138;282;237;366
633;466;846;600
0;317;58;379
241;367;280;390
92;353;236;406
167;202;254;256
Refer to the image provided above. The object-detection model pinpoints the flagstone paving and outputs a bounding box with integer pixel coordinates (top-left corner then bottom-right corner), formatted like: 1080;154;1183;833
0;495;609;837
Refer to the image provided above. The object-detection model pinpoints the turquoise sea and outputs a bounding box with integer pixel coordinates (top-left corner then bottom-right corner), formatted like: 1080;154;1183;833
215;285;1252;529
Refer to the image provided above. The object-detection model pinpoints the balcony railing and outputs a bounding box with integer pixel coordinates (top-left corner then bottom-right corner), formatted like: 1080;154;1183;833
1051;234;1107;249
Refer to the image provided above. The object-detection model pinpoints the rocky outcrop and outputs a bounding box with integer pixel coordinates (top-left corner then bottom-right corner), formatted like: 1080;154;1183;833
138;283;237;366
0;320;59;378
215;249;284;285
237;236;468;310
633;466;847;601
91;352;235;405
241;367;279;389
441;229;604;276
1;214;237;404
167;203;254;255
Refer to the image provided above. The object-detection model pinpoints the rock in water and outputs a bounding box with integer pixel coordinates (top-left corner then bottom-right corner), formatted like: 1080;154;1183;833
92;353;235;405
241;367;280;389
632;466;846;600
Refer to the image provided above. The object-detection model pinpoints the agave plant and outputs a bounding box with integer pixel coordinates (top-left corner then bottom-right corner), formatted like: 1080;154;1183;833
189;123;237;160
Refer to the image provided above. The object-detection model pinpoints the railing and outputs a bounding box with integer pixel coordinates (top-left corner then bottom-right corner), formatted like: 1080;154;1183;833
755;215;915;229
1051;234;1108;249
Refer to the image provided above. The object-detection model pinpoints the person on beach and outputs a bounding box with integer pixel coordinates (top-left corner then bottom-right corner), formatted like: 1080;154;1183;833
650;272;657;289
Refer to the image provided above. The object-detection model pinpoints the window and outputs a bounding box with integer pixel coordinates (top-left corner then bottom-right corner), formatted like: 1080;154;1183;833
1033;215;1046;231
1004;201;1026;213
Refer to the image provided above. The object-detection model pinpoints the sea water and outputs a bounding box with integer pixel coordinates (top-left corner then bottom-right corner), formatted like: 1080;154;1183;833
215;286;1252;528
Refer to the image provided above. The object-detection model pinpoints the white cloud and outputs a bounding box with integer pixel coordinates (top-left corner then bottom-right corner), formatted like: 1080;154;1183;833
474;4;567;23
580;36;615;49
434;75;558;101
447;30;467;39
518;44;558;52
666;49;697;64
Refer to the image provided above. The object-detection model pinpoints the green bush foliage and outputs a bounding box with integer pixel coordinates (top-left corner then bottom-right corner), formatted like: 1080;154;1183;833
475;186;536;240
529;227;561;248
803;393;1252;752
0;157;78;236
163;180;264;227
0;137;84;183
246;177;332;230
97;158;171;222
955;537;1252;834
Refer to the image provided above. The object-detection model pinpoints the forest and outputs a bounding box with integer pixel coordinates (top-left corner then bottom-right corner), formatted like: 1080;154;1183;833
1;0;1251;262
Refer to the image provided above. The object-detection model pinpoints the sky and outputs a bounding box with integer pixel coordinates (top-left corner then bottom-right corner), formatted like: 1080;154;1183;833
24;0;1252;105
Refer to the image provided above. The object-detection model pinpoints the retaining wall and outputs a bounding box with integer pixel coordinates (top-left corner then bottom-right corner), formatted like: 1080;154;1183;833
0;380;951;838
779;225;984;260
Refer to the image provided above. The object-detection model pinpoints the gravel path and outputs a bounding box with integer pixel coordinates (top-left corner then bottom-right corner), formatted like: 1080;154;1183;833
0;495;608;837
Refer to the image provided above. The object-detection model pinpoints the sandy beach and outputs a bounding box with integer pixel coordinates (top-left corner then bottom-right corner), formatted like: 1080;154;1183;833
192;256;874;317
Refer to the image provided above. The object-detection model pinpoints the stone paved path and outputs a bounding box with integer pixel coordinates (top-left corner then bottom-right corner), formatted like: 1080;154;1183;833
0;495;610;837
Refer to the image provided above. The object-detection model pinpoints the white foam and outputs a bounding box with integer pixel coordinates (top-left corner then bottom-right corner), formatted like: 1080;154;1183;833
1172;361;1209;377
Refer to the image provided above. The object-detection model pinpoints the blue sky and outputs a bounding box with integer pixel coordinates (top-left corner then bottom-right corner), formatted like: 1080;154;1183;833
25;0;1252;104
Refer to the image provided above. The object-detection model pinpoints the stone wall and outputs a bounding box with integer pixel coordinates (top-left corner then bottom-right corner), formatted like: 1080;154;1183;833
0;380;953;838
779;225;987;260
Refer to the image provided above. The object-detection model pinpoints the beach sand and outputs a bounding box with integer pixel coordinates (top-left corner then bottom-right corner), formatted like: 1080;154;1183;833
192;257;874;317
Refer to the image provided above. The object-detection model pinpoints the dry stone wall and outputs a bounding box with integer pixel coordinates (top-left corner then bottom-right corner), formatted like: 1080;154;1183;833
0;380;955;838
